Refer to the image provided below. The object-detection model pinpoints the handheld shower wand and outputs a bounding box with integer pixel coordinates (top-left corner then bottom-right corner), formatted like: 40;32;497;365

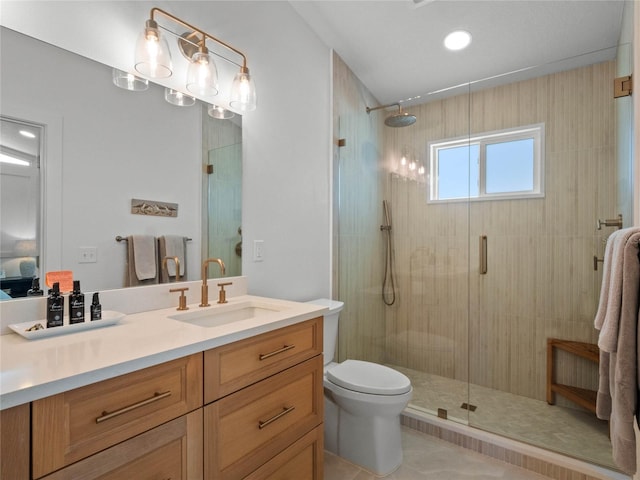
381;200;396;306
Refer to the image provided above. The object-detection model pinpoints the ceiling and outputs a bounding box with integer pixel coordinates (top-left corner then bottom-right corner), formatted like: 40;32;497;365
290;0;627;107
0;1;628;112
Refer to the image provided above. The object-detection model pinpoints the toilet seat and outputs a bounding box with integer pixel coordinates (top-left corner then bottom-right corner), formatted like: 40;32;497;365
326;360;411;395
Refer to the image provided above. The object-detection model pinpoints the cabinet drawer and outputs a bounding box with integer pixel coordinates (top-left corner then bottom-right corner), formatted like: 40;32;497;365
41;409;203;480
204;316;322;402
32;353;203;478
243;426;323;480
204;355;323;479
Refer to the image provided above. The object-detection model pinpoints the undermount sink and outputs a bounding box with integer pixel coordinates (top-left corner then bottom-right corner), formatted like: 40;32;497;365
168;300;285;328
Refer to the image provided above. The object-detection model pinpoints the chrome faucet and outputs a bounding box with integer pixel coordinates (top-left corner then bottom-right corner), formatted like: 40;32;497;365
200;258;226;307
162;256;181;282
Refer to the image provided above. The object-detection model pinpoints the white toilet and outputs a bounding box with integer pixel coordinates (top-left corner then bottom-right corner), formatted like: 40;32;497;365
307;298;412;476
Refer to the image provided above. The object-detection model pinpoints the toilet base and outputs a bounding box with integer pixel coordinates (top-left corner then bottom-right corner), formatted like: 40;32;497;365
324;394;403;476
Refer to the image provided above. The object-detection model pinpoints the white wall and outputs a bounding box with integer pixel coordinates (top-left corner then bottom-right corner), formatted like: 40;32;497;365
0;2;333;301
237;2;332;300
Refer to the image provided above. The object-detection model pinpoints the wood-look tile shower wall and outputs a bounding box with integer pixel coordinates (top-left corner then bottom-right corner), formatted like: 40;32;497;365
332;53;387;364
383;61;616;404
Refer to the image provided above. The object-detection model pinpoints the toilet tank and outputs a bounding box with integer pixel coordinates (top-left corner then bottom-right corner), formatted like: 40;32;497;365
306;298;344;366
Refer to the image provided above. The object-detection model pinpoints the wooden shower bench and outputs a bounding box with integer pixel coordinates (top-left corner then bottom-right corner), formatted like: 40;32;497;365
546;338;599;413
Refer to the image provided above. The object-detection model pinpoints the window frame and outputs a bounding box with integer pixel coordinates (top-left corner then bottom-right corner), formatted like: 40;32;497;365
428;123;545;203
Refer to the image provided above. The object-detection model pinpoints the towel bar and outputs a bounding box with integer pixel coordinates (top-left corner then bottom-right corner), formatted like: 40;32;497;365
116;236;192;242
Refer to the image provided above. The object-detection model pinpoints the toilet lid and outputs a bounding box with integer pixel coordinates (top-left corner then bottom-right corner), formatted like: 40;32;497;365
326;360;411;395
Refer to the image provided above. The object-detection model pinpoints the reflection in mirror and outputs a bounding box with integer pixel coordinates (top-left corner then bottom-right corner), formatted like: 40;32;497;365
202;110;242;278
0;117;42;298
0;26;242;295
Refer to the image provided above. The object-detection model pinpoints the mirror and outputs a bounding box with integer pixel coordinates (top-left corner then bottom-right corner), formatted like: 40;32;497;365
0;117;43;297
0;26;242;297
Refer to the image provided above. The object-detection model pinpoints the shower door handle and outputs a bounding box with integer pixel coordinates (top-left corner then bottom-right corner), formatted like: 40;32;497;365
479;235;488;275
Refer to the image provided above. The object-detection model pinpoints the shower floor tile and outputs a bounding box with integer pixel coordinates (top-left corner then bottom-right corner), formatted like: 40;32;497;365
388;365;614;470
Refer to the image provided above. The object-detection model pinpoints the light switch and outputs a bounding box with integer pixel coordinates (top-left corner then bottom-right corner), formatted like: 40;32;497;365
78;247;97;263
253;240;264;262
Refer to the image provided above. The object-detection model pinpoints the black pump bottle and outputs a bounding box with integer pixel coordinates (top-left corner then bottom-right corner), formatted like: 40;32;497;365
27;277;44;297
46;282;64;328
69;280;85;324
90;292;102;321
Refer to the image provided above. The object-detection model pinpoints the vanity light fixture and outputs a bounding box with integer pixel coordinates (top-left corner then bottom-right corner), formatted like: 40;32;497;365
134;7;257;111
444;30;472;51
164;88;196;106
112;68;149;91
208;104;234;119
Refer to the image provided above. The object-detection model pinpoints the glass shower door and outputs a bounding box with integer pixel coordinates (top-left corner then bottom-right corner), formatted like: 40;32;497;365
467;56;620;469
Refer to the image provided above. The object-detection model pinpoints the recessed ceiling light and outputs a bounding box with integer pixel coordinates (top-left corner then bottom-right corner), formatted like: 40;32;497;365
19;130;36;139
444;30;472;51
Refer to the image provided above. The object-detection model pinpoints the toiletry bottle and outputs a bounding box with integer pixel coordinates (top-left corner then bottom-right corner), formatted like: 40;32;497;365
27;277;44;296
69;280;85;324
46;282;64;328
90;292;102;321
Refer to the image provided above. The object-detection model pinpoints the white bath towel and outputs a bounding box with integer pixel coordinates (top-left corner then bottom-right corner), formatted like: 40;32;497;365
594;228;640;475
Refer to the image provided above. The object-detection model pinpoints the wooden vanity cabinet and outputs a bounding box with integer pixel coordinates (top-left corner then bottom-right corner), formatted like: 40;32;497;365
7;316;323;480
31;353;203;478
204;317;324;480
40;409;203;480
1;403;30;480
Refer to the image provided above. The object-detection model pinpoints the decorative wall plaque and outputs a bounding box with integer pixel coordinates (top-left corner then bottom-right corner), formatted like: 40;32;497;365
131;199;178;217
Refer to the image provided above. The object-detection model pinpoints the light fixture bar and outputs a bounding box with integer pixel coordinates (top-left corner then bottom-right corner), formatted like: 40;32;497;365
149;7;249;70
134;7;257;111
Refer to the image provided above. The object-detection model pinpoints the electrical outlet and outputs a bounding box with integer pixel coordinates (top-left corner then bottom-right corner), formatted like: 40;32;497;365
253;240;264;262
78;247;97;263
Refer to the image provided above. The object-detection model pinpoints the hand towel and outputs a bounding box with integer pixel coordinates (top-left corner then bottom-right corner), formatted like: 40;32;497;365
158;235;187;282
125;235;158;288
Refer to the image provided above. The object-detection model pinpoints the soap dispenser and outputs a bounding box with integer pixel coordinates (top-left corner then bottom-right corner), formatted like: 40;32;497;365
90;292;102;321
46;282;64;328
69;280;85;324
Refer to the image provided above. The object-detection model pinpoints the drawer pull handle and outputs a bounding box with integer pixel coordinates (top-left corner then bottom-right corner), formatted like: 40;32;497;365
96;390;172;424
259;344;295;361
258;406;295;429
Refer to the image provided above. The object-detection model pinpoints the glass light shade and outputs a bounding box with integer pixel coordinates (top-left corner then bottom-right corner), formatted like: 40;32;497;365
208;104;235;119
164;88;196;107
112;68;149;91
134;21;172;78
229;70;256;112
186;51;219;96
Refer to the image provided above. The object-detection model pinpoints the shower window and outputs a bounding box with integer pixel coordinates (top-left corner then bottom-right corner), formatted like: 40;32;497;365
428;123;544;202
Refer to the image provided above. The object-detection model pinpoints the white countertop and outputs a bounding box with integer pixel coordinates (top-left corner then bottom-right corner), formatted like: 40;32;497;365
0;295;327;410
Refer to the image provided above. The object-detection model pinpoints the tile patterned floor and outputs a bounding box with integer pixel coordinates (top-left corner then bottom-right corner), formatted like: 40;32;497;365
324;426;552;479
389;365;614;469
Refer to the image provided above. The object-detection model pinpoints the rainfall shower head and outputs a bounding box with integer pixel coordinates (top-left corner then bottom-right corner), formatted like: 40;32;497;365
366;103;416;128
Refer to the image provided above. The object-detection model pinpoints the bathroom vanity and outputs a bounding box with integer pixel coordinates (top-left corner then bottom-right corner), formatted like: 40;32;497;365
0;283;325;479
